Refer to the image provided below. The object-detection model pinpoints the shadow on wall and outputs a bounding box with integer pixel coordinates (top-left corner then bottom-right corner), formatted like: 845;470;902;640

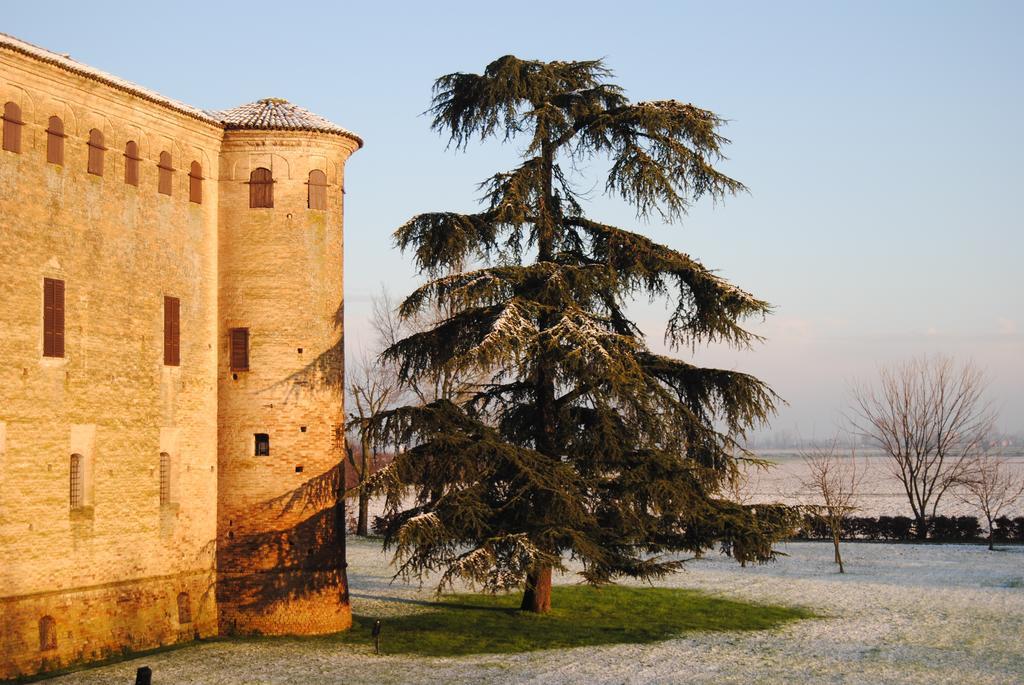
263;336;344;404
219;298;348;622
218;465;348;616
218;507;348;613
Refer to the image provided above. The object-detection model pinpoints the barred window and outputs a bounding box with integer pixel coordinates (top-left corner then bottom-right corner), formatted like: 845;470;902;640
39;616;57;651
158;151;173;195
188;161;203;204
2;102;23;153
124;141;141;186
87;129;105;176
69;454;84;509
46;116;65;165
249;167;273;208
159;452;171;505
307;169;327;210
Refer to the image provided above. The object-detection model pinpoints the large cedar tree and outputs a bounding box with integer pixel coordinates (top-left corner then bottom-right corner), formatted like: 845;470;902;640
370;56;791;612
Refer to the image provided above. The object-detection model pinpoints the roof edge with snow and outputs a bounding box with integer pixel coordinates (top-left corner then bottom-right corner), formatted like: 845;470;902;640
0;33;362;147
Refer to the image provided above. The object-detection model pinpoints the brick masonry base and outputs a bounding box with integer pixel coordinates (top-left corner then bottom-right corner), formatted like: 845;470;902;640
217;569;352;636
0;572;216;680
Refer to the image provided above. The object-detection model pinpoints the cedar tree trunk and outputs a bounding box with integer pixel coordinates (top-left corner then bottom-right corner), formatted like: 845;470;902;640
521;565;552;613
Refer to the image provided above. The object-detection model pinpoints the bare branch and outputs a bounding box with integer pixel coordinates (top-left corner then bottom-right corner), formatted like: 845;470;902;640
848;355;996;539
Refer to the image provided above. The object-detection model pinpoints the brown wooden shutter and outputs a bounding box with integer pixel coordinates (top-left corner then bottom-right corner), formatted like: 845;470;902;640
230;328;249;370
87;129;105;176
46;116;65;165
188;161;203;204
2;102;23;153
307;169;327;210
124;141;141;186
158;151;173;195
43;278;65;358
249;168;273;208
164;296;180;366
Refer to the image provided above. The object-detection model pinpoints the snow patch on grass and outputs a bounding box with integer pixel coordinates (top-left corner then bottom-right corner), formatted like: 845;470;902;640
47;539;1024;684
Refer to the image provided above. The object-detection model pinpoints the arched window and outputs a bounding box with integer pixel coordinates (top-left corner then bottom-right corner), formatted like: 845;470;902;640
87;129;105;176
69;453;84;509
39;616;57;651
158;151;173;196
46;116;65;165
249;167;273;208
2;102;23;153
188;161;202;204
159;452;171;505
124;141;141;186
307;169;327;210
177;592;192;624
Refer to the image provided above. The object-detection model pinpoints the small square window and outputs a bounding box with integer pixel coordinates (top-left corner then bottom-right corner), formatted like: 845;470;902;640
254;433;270;457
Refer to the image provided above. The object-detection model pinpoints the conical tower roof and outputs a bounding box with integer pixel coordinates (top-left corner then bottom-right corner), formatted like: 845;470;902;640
212;98;362;147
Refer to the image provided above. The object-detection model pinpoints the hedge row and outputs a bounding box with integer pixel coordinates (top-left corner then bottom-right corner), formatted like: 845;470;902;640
794;514;1024;543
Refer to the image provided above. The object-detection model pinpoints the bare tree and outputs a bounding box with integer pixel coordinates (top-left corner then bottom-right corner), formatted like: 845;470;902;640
717;462;764;567
800;443;863;573
850;356;995;539
345;287;485;537
724;463;758;506
957;450;1024;550
371;287;483;405
346;346;398;536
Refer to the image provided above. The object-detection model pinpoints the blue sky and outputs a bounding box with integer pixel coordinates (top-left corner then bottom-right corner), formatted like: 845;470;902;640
7;1;1022;436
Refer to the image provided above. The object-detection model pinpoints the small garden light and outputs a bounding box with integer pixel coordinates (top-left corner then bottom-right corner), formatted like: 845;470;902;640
372;619;383;655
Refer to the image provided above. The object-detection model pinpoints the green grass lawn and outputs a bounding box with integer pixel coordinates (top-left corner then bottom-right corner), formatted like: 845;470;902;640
336;585;813;656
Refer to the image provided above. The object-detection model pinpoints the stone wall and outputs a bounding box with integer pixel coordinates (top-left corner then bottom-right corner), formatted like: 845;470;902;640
0;48;221;679
216;129;356;635
0;40;358;681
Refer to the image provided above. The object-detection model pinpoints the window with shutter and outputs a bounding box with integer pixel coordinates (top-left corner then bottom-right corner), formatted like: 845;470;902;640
230;328;249;370
158;151;173;195
124;141;141;186
249;167;273;208
307;169;327;210
43;278;65;358
164;296;180;366
188;161;203;204
87;129;105;176
2;102;23;153
46;116;65;165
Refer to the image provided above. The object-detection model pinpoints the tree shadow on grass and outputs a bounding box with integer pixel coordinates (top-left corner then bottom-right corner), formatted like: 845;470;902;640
335;585;815;657
347;592;518;613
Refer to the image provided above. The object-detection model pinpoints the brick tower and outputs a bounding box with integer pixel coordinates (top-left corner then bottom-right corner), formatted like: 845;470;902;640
215;99;361;635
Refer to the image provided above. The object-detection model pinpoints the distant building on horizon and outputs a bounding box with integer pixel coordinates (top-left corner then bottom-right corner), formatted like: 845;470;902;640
0;32;361;680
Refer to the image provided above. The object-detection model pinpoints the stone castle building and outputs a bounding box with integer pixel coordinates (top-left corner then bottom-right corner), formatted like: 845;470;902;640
0;33;361;679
